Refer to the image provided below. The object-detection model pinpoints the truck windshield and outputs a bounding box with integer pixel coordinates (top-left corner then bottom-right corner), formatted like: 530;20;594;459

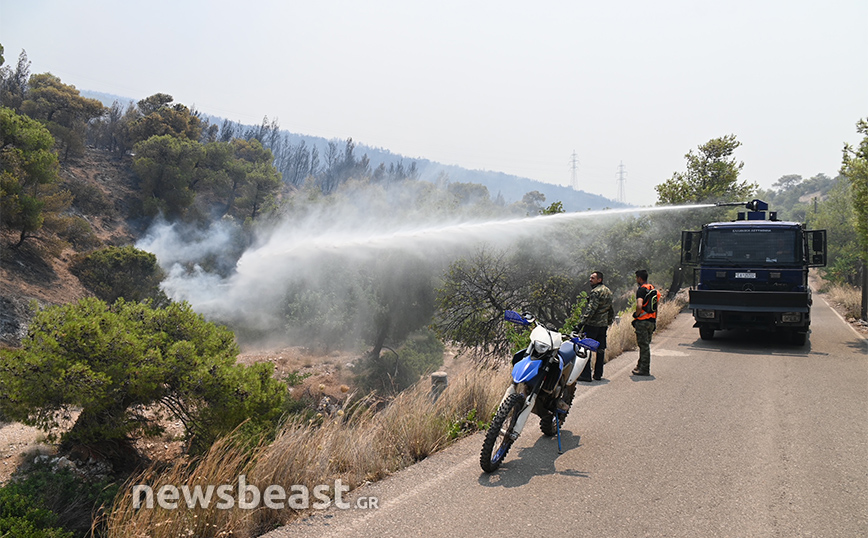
702;227;800;265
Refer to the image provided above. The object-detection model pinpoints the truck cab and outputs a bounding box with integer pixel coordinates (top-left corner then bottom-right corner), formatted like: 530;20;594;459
681;200;826;345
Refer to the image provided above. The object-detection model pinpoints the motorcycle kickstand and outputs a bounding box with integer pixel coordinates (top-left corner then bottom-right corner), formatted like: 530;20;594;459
556;409;565;454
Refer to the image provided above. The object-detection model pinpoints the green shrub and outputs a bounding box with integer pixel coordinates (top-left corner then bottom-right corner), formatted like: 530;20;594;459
54;215;100;251
284;370;313;386
0;459;118;537
354;349;419;395
447;408;488;440
824;249;863;287
398;329;445;376
354;329;445;394
0;298;288;458
64;179;114;216
69;245;168;304
0;483;74;538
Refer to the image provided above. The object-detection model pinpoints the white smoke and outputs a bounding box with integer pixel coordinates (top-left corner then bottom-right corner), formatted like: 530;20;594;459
136;217;238;269
135;182;713;341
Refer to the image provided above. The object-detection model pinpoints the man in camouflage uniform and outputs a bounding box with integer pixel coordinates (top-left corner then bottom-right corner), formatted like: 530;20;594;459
576;271;615;381
631;269;657;376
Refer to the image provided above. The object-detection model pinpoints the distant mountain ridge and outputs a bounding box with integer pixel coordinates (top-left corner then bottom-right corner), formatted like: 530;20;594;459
82;90;627;212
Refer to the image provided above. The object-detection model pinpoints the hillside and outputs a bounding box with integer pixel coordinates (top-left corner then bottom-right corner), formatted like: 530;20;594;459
0;149;138;347
83;90;625;212
0;115;621;348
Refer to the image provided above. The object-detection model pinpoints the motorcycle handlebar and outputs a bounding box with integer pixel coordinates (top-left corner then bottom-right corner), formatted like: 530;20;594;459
504;310;591;346
507;310;572;332
564;331;582;342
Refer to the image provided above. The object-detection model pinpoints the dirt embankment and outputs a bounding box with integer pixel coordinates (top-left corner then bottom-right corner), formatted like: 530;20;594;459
0;148;138;348
0;148;141;480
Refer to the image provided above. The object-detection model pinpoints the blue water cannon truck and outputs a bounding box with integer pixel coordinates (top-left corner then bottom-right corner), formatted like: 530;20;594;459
680;199;827;345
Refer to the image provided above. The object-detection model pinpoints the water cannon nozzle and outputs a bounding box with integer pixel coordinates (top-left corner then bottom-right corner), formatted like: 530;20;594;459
714;199;769;212
744;199;768;212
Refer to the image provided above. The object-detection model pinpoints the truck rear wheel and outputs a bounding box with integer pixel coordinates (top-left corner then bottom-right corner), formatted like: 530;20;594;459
790;331;807;346
699;327;715;341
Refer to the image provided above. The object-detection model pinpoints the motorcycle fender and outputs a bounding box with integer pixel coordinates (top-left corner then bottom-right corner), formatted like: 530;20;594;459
567;352;592;385
499;384;516;407
558;362;574;391
512;356;542;384
511;393;536;437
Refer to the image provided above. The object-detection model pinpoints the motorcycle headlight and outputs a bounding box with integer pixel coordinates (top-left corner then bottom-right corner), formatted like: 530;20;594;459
533;340;552;355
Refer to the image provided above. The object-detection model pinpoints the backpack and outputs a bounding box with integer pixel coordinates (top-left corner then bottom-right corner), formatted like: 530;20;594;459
642;284;659;314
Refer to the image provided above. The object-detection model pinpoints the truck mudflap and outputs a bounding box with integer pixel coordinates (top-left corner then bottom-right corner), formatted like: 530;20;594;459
689;290;810;313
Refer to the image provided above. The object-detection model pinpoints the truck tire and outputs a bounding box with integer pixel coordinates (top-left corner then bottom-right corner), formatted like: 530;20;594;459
790;331;807;346
699;327;715;341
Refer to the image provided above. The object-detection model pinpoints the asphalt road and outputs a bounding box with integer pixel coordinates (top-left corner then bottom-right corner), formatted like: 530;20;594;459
263;297;868;538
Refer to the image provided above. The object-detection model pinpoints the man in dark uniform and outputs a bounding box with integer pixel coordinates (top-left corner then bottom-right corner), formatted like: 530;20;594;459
632;269;657;376
576;271;615;381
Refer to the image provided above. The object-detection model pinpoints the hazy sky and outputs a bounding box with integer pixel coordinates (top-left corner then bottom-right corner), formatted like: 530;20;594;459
2;0;866;205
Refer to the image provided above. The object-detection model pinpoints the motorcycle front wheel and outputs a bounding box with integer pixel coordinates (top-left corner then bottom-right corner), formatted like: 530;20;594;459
480;392;525;473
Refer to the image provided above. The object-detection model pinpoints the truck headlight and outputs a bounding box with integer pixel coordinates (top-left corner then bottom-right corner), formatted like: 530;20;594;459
697;310;716;319
781;313;801;323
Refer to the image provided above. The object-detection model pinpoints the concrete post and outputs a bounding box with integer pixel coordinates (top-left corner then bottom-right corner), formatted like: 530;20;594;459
430;371;448;402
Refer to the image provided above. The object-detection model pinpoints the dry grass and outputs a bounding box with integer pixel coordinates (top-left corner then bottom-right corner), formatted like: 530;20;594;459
105;367;506;538
104;435;264;537
105;295;688;537
825;283;863;320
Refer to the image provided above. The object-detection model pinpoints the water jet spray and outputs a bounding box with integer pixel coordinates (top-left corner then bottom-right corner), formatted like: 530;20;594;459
141;199;716;344
240;203;717;266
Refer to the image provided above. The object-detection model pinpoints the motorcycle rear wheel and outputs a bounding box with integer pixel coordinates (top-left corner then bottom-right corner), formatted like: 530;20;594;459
480;392;525;472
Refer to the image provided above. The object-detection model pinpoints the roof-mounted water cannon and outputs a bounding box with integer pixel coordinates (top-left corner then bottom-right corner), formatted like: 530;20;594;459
714;199;776;221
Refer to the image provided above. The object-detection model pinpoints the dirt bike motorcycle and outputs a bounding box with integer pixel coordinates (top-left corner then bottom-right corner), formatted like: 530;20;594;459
480;310;599;473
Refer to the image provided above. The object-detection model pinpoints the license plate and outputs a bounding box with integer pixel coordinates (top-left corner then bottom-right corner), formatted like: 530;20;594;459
735;272;756;279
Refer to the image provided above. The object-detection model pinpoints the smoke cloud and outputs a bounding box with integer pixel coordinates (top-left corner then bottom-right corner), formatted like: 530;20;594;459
136;180;712;346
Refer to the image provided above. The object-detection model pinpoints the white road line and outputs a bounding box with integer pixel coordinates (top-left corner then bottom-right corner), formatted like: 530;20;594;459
819;296;868;341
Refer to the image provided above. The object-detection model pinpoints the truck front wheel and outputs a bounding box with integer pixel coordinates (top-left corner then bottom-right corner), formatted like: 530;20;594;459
699;327;715;341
